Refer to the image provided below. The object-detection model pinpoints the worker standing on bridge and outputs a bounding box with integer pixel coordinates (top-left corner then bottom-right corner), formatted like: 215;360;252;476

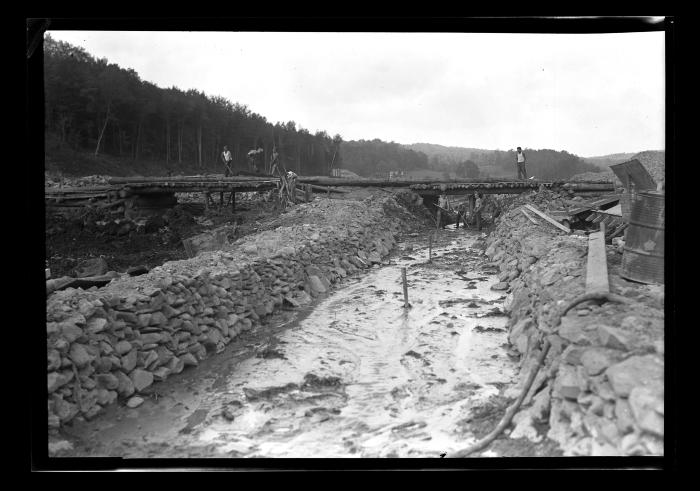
220;145;233;205
516;147;528;180
221;146;233;177
270;147;280;177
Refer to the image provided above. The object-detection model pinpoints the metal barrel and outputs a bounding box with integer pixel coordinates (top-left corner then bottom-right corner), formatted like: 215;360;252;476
621;190;664;284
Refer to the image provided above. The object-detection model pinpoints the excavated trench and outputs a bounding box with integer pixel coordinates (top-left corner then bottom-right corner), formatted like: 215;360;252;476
52;226;538;458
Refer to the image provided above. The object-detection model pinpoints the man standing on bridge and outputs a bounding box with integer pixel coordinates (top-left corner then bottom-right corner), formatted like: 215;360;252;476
220;145;234;206
221;145;233;177
516;147;528;180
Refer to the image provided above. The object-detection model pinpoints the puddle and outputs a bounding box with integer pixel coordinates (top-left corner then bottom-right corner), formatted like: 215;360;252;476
57;228;516;458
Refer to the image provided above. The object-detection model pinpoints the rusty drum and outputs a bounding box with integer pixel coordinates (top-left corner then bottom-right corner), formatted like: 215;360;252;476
621;190;664;284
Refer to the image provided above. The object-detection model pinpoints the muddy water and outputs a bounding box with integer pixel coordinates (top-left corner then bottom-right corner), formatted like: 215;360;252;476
56;227;517;458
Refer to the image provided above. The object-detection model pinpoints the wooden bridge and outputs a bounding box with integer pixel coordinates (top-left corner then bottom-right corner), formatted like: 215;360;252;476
45;175;617;216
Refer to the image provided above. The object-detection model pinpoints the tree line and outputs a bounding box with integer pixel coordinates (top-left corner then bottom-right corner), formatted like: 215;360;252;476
44;35;340;176
469;149;602;180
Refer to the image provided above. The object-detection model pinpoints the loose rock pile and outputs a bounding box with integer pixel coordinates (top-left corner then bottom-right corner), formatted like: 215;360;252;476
483;191;664;456
47;194;416;429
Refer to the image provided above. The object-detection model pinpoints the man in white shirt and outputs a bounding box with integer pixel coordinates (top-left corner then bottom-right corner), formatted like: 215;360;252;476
437;194;451;229
516;147;528;180
220;146;234;206
221;146;233;176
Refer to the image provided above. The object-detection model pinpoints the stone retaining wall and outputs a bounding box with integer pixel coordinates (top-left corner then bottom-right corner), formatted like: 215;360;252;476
46;195;418;429
483;189;664;456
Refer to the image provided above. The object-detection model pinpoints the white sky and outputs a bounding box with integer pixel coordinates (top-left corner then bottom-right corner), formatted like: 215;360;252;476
47;30;665;157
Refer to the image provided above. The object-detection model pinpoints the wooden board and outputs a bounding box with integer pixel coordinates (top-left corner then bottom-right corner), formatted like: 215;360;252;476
520;207;540;224
585;230;610;294
523;204;571;233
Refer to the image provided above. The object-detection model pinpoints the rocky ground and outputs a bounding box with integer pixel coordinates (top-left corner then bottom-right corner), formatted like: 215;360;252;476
484;189;664;456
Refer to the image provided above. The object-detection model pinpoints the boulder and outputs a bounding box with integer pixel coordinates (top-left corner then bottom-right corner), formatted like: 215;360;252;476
85;317;108;334
95;373;119;390
597;325;632;351
121;349;138;372
152;366;171;381
94;389;118;406
180;352;198;367
115;341;133;356
140;333;162;345
167;356;185;375
580;348;616;376
126;396;144;408
60;323;85;343
47;350;61;371
561;345;585;365
558;318;594;345
130;369;154;392
308;275;327;294
52;396;79;422
605;355;664;398
68;343;96;368
47;372;70;393
629;386;664;437
553;364;587;400
115;370;135;397
93;356;113;373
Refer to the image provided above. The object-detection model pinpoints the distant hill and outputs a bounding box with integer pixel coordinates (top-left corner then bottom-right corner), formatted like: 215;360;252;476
404;143;494;162
583;152;638;168
404;143;602;180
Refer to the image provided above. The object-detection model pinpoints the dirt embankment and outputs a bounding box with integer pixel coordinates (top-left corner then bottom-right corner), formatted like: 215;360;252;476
45;171;289;278
482;189;664;456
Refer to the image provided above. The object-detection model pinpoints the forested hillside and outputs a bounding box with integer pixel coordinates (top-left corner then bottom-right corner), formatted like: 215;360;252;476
44;35;341;176
339;140;429;177
407;144;604;180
